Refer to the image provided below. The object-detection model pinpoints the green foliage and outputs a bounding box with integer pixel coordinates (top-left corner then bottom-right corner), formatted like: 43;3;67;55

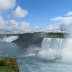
0;59;6;66
0;57;19;72
0;66;15;72
5;57;19;72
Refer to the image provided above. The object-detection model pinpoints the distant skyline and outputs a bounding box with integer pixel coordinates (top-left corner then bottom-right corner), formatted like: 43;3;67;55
0;0;72;33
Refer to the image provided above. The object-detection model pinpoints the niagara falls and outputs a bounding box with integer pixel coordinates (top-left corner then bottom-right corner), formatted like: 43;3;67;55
0;0;72;72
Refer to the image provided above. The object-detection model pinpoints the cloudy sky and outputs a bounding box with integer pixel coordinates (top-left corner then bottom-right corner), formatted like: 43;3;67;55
0;0;72;34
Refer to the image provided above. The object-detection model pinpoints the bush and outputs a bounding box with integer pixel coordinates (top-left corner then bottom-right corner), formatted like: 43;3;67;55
0;57;19;72
0;59;6;66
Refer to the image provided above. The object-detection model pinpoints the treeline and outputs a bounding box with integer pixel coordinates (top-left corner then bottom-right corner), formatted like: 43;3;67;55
0;32;69;38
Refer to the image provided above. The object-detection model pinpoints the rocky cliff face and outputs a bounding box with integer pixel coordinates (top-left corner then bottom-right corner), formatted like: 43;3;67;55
13;33;43;49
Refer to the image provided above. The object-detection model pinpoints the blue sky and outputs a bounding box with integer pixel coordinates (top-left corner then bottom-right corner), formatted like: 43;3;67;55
15;0;72;28
0;0;72;33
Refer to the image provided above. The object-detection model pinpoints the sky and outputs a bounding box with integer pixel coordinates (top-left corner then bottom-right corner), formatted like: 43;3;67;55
0;0;72;34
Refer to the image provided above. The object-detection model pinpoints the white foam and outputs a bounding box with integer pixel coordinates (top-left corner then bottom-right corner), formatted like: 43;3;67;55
38;38;64;60
62;38;72;61
2;36;18;42
38;48;61;59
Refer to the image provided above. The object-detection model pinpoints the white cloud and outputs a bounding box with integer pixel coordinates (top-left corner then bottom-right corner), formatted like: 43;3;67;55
8;6;28;19
46;25;53;31
0;16;31;34
51;17;72;21
60;20;72;33
0;0;16;13
0;0;33;34
0;16;45;34
51;12;72;33
0;16;64;34
45;25;61;32
66;12;72;16
32;26;44;32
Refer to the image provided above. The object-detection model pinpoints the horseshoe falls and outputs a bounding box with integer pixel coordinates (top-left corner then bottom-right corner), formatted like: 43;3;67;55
38;38;64;60
39;38;72;61
1;37;72;72
17;37;72;72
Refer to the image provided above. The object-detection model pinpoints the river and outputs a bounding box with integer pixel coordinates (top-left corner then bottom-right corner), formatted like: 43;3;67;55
0;36;72;72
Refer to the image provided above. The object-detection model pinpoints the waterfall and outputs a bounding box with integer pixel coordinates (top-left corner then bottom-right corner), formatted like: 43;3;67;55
38;38;65;60
2;36;19;42
62;38;72;61
41;38;64;50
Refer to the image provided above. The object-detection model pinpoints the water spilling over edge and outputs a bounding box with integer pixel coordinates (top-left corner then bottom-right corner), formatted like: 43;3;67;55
1;36;19;42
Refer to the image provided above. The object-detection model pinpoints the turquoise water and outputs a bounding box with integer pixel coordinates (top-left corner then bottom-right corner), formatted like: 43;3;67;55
17;57;72;72
0;41;21;57
0;39;72;72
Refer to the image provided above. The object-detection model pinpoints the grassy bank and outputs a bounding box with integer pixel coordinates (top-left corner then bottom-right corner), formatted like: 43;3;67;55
0;57;19;72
